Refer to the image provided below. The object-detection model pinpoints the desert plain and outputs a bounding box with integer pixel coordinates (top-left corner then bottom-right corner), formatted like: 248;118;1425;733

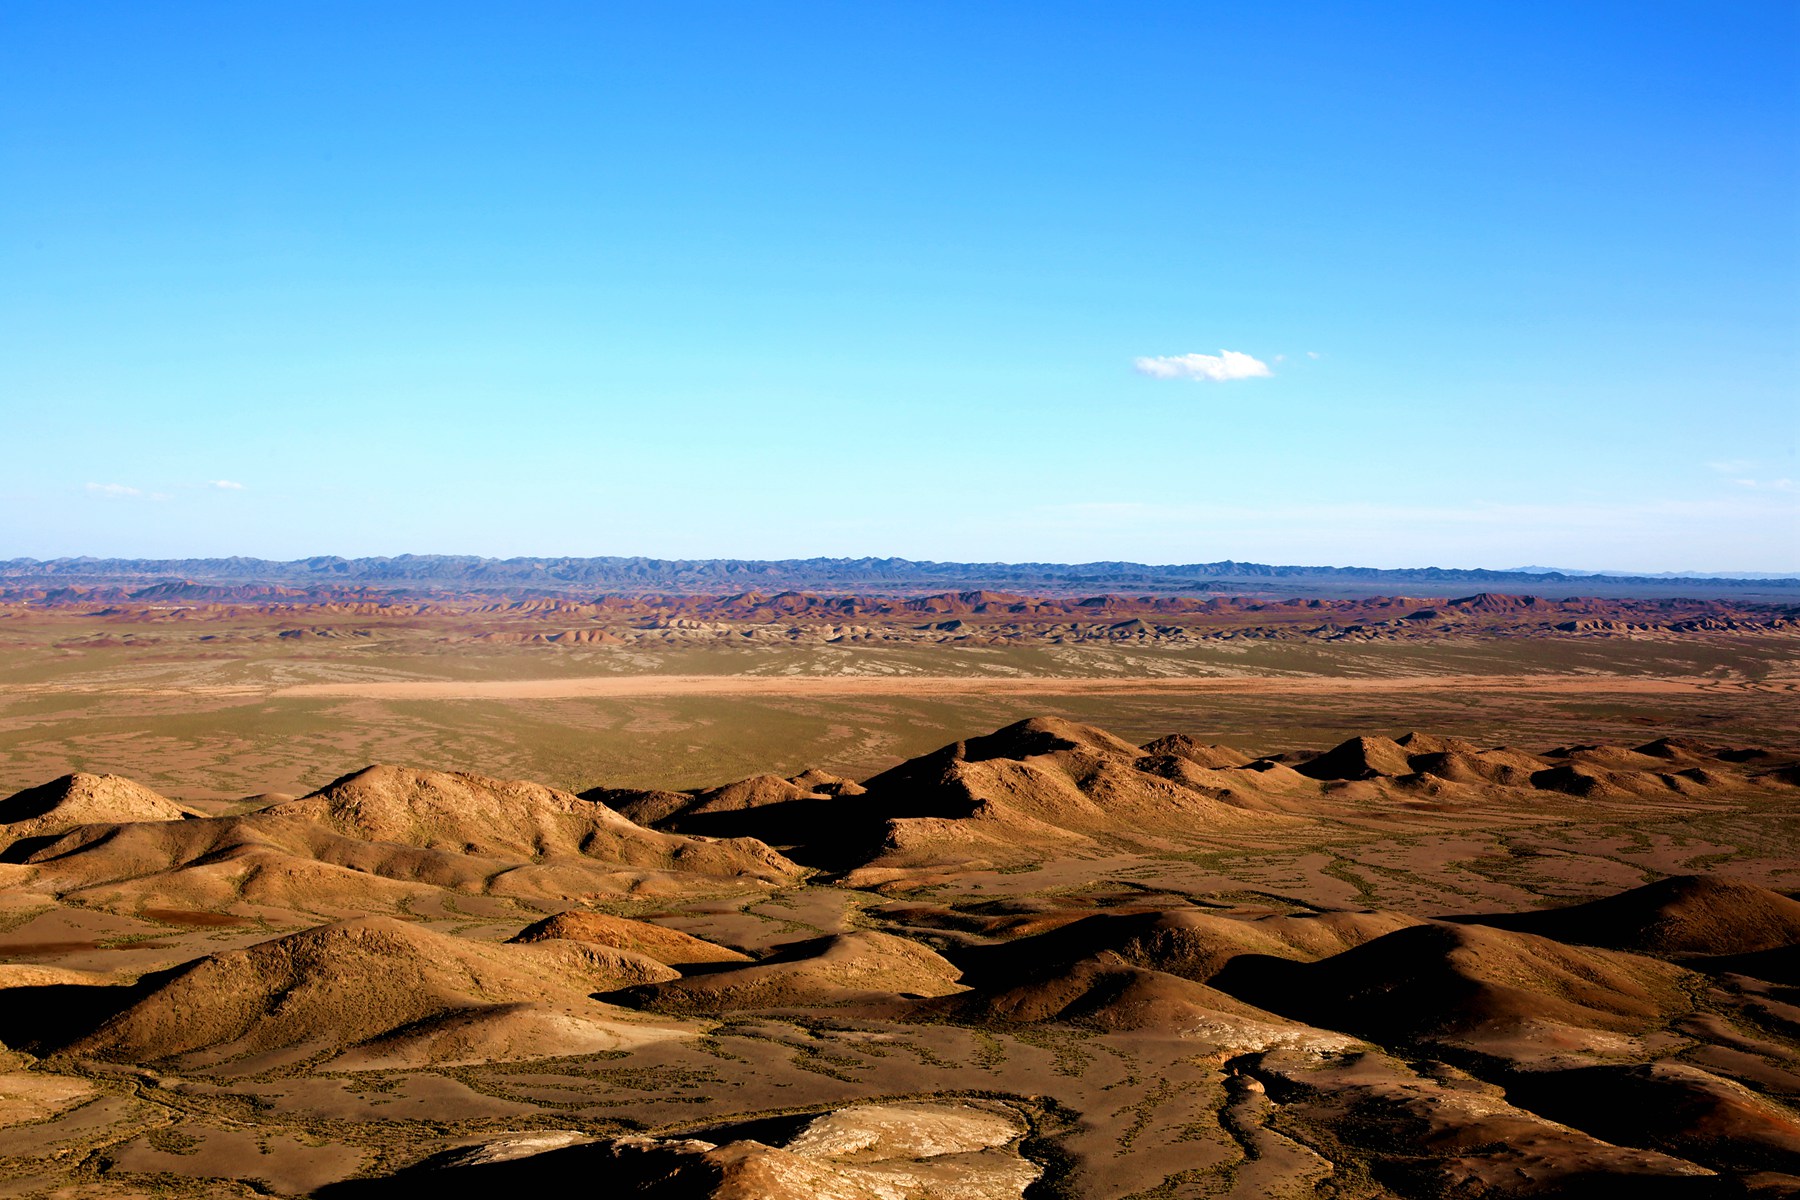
0;584;1796;1197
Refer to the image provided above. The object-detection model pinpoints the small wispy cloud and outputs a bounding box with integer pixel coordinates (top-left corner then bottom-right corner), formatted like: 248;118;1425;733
210;479;246;490
85;481;170;501
1134;349;1272;383
1704;459;1794;492
1305;351;1321;360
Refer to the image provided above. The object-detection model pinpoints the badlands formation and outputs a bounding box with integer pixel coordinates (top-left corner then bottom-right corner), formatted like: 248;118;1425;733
5;587;1795;650
0;717;1795;1196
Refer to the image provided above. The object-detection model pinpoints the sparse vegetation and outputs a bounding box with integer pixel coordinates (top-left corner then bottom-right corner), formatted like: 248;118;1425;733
0;610;1792;1196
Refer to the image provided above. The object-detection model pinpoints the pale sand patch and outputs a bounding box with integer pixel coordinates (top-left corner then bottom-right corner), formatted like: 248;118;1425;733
0;1073;97;1127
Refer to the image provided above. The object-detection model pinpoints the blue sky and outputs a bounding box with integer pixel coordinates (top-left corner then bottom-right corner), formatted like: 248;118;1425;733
3;2;1796;571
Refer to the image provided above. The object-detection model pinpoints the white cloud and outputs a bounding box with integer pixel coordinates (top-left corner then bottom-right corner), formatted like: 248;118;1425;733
1133;349;1272;383
86;482;141;498
210;479;246;490
1305;351;1321;360
1704;459;1794;492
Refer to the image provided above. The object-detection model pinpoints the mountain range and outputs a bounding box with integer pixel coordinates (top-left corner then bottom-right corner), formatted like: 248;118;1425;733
3;555;1794;598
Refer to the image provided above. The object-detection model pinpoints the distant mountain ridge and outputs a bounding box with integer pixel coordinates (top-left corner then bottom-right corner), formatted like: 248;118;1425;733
1508;565;1797;580
1;555;1794;598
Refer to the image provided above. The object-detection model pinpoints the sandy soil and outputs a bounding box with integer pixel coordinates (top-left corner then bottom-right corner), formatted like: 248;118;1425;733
0;612;1794;1196
0;712;1795;1197
55;668;1794;701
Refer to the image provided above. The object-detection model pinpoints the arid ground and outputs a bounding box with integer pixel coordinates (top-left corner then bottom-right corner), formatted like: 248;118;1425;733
0;594;1795;1197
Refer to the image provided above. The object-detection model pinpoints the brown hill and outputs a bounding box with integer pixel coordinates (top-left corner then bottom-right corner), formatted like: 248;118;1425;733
786;768;866;797
1137;733;1253;769
328;1000;689;1072
1502;1060;1800;1175
1447;591;1550;613
1456;874;1800;956
1683;944;1800;984
595;769;866;845
929;949;1362;1052
899;722;1784;880
272;765;798;875
583;720;1794;886
1294;733;1551;785
659;773;822;816
1256;729;1791;809
5;813;492;918
954;906;1422;990
33;916;688;1071
587;785;695;827
0;773;193;846
832;718;1281;881
1244;1045;1734;1197
509;911;750;966
1296;735;1417;781
613;931;965;1015
2;767;805;920
1212;921;1691;1050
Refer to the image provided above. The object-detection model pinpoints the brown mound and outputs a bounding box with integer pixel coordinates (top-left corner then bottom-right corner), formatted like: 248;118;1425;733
679;774;825;816
1296;735;1414;781
1402;748;1543;787
327;1001;690;1072
1137;734;1252;769
1245;1046;1726;1196
1503;1060;1800;1175
7;768;804;920
1447;591;1546;612
1212;921;1690;1048
0;773;192;844
595;767;868;849
785;768;866;797
272;766;799;879
1526;762;1643;799
46;916;685;1069
1458;874;1800;956
605;775;854;851
589;786;695;827
958;906;1421;989
1393;731;1484;756
1686;944;1800;985
1553;743;1671;771
960;716;1148;761
590;720;1790;885
1241;909;1428;957
8;820;487;918
837;717;1274;880
1634;736;1718;762
615;931;965;1015
933;949;1360;1048
509;911;749;966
